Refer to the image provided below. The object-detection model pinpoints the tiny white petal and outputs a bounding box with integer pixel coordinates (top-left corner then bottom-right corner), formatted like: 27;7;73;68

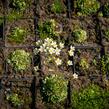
68;50;74;56
73;73;78;79
33;48;39;54
42;43;46;48
39;46;44;52
67;60;73;66
49;47;55;54
59;42;64;49
34;66;39;71
70;46;75;51
51;41;57;48
55;58;62;66
36;40;41;45
55;48;61;56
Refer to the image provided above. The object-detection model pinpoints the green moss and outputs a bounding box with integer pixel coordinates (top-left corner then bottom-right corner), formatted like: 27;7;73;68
73;29;87;43
101;54;109;75
98;12;103;17
9;27;27;43
40;74;68;103
7;11;23;21
76;0;100;15
104;29;109;41
102;3;109;17
79;58;89;70
72;84;109;109
6;93;24;107
7;50;31;71
8;0;28;21
10;0;26;11
0;18;3;25
51;0;66;13
38;19;61;39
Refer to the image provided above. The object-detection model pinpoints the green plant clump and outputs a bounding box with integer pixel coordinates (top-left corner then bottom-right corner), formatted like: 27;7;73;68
102;3;109;17
76;0;100;15
40;74;68;103
7;11;23;21
73;29;87;43
9;27;27;43
38;19;61;39
11;0;26;11
101;54;109;75
51;0;66;13
104;29;109;41
79;58;89;70
72;84;109;109
8;0;27;21
7;50;31;71
0;18;3;25
6;93;24;107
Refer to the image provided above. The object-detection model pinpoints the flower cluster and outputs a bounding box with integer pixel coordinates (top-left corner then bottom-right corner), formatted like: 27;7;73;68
68;45;75;56
34;38;64;66
67;45;75;66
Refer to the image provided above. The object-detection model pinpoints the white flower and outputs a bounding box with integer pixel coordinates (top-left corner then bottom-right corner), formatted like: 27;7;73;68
42;43;47;48
51;41;57;48
44;48;47;53
45;38;52;43
73;73;78;79
68;50;74;56
36;40;41;46
34;48;39;54
34;66;39;72
50;19;56;27
68;46;75;56
70;46;75;51
55;58;62;66
49;47;55;54
59;42;64;49
46;46;49;50
39;46;44;52
55;48;61;56
44;38;49;42
67;60;73;66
